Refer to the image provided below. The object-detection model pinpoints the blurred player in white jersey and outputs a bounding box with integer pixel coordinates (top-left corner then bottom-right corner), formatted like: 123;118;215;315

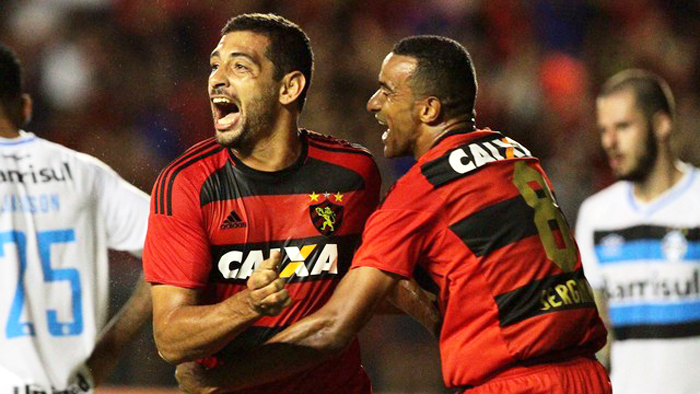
576;69;700;394
0;43;152;393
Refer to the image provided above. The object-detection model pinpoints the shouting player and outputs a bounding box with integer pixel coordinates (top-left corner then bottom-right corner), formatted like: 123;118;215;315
177;35;611;394
0;43;152;393
144;14;439;394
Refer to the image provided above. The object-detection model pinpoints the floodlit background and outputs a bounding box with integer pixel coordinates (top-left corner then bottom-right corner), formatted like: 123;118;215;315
2;0;699;392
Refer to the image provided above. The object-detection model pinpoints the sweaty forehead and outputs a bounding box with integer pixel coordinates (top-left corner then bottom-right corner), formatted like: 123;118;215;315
210;31;271;60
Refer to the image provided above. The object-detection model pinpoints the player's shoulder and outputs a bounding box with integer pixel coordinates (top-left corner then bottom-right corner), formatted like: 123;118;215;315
683;164;700;189
380;167;436;211
304;129;374;158
155;137;224;184
304;129;379;182
32;135;117;176
577;181;629;227
418;129;534;189
581;180;628;209
152;138;225;215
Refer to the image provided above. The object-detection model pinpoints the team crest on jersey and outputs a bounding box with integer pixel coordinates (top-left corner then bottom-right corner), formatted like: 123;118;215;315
310;198;343;236
662;229;688;262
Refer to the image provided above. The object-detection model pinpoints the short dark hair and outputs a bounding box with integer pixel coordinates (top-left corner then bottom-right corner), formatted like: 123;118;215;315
392;35;477;120
0;43;24;127
598;69;675;120
222;13;313;111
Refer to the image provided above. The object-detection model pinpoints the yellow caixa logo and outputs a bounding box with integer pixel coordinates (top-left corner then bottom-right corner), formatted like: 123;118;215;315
217;244;339;281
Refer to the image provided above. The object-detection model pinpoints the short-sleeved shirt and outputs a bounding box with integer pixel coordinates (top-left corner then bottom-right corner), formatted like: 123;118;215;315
0;131;149;393
352;129;606;389
576;164;700;394
144;129;380;394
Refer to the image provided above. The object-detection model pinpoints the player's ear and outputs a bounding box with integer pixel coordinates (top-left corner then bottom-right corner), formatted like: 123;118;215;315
418;96;441;124
21;94;32;126
652;111;672;142
279;71;306;107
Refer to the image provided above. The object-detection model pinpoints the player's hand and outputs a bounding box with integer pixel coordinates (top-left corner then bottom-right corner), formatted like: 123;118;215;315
175;362;215;394
246;251;292;316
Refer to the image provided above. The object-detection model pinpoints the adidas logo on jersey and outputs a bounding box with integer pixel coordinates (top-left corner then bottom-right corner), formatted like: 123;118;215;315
221;210;246;229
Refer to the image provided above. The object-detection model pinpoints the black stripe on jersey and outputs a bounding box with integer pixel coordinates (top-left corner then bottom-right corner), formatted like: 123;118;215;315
156;138;218;214
594;225;700;244
154;139;220;215
200;158;365;205
215;326;285;362
450;195;538;257
614;321;700;340
495;268;597;327
308;140;373;157
420;133;508;188
209;234;360;284
163;145;224;216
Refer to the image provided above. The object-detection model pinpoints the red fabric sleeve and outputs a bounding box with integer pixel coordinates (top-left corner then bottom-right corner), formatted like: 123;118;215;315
143;176;212;288
351;205;441;279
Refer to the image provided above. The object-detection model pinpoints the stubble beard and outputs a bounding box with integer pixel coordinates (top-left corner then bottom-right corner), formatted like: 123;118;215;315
616;123;658;183
216;87;278;149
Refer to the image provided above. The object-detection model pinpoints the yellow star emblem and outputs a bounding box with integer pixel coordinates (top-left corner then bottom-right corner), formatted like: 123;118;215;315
334;192;343;202
309;191;320;202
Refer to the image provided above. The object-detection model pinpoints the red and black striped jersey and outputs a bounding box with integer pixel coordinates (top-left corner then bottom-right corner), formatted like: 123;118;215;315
351;129;606;389
144;129;380;393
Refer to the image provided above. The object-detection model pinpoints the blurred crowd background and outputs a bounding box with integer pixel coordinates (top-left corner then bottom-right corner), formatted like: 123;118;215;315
2;0;699;392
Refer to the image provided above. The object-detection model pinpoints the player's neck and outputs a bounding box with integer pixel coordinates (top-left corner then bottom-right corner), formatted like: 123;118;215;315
632;153;683;202
233;115;303;172
0;118;21;139
414;117;475;159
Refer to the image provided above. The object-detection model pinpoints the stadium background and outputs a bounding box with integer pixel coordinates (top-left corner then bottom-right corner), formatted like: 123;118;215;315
2;0;699;392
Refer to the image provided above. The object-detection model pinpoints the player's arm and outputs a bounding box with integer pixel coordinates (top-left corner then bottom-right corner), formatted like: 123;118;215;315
375;276;442;339
382;277;441;338
592;288;613;371
176;257;400;393
86;274;152;386
152;252;291;364
574;200;611;370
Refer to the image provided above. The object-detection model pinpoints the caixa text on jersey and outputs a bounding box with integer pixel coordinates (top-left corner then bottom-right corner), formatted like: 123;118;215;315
216;243;342;283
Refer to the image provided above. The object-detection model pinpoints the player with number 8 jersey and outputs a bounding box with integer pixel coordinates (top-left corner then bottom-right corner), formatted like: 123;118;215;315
352;128;608;389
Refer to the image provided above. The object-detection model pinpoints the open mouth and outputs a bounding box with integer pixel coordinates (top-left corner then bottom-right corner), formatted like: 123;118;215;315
212;97;241;129
375;115;389;142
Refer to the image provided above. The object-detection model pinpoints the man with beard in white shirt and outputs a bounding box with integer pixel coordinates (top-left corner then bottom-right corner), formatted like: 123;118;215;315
576;69;700;394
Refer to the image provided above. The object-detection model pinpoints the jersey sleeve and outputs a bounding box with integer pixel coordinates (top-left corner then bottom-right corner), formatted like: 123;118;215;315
575;198;604;289
143;173;212;288
92;159;150;256
351;202;443;278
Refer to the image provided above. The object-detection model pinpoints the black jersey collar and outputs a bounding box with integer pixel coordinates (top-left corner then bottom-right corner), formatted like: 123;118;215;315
227;129;309;181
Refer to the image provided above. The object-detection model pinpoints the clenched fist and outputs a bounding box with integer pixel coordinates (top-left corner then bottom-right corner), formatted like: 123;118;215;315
246;251;292;316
